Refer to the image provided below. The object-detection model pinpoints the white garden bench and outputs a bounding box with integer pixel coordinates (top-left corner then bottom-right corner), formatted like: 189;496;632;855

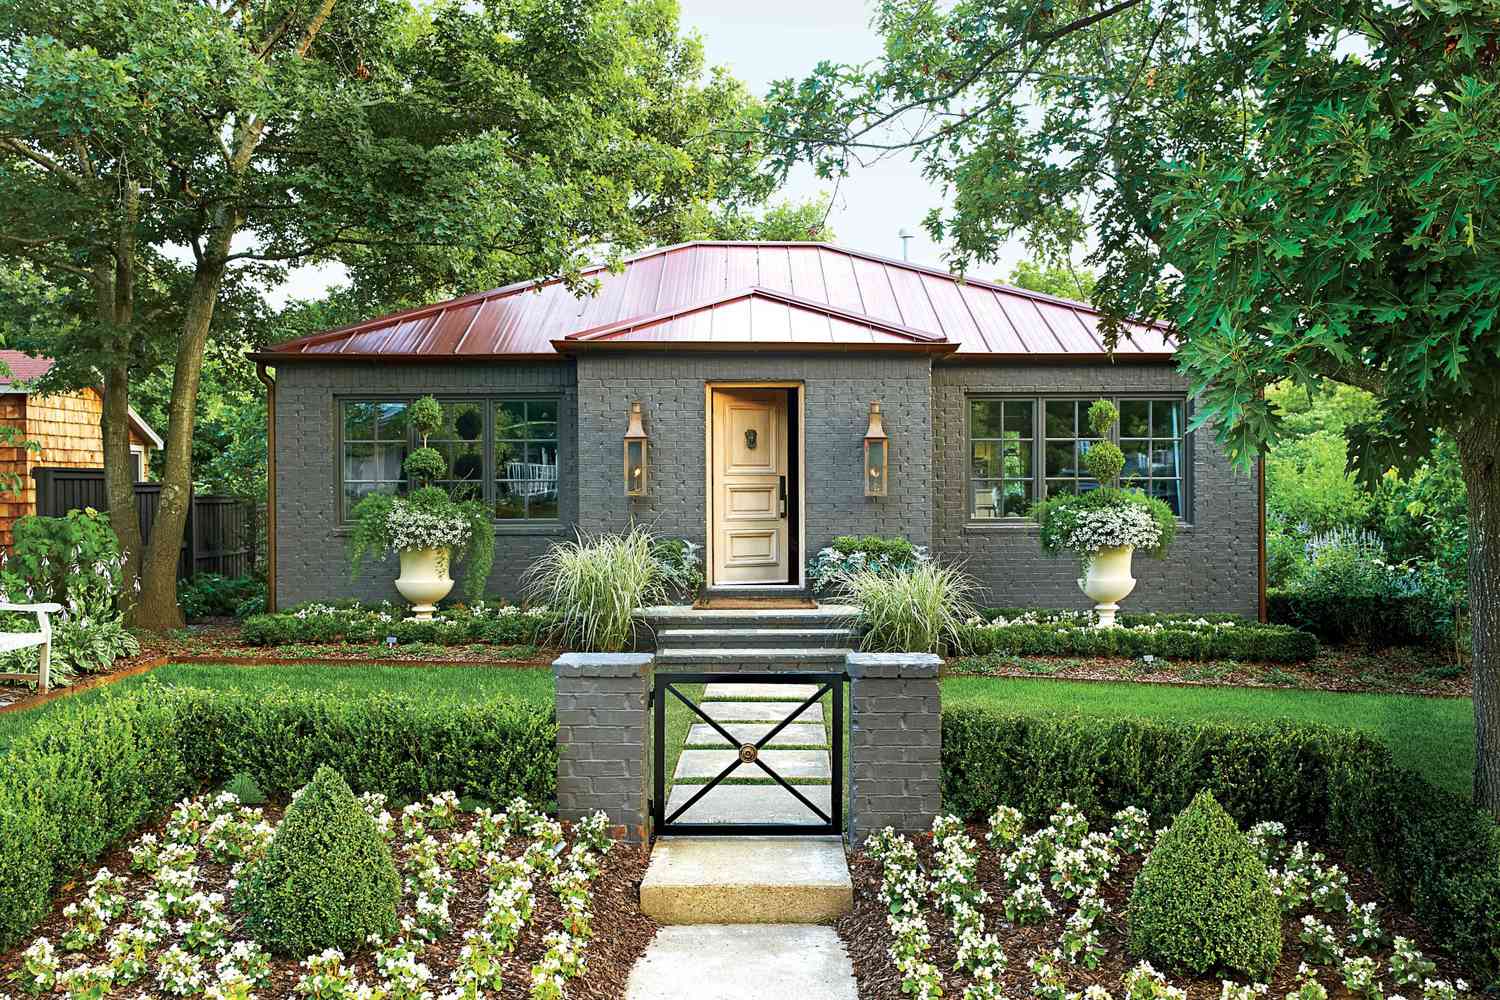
0;603;62;693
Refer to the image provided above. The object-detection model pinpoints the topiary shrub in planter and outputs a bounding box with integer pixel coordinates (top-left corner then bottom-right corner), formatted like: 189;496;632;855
239;766;399;955
1127;789;1282;980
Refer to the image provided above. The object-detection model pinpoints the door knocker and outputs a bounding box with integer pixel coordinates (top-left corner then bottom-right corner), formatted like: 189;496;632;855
744;428;757;450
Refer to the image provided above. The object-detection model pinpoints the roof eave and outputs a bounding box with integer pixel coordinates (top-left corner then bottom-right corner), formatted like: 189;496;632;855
552;339;959;356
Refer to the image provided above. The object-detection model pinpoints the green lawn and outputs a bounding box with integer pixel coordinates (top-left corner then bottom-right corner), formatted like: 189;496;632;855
941;676;1474;796
0;662;552;751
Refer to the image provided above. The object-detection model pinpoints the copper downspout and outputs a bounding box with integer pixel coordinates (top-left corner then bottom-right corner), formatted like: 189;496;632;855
256;363;277;612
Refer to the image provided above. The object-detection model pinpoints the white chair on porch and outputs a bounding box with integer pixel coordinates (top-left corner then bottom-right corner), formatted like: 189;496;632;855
0;602;63;693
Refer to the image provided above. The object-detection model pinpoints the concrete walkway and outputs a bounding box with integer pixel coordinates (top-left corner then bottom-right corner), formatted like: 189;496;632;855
624;924;858;1000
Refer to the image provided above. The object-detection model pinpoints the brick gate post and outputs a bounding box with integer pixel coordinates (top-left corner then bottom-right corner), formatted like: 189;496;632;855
553;652;653;843
846;652;942;844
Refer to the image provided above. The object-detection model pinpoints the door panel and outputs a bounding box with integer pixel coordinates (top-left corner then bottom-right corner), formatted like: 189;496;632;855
712;389;790;584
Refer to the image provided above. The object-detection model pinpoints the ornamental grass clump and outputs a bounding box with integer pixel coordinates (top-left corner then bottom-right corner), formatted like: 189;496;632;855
1127;790;1282;980
239;767;399;956
525;525;667;652
837;560;979;654
1031;399;1177;569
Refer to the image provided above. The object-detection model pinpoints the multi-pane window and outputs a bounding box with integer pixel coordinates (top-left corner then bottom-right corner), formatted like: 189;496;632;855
494;400;559;521
1044;400;1102;499
339;397;561;522
1119;399;1184;515
967;396;1188;520
969;400;1035;518
341;401;410;519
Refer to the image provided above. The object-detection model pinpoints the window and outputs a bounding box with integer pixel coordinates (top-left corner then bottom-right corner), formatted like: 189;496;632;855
969;399;1034;518
339;397;561;522
342;401;409;519
967;396;1188;520
493;400;559;520
1119;398;1184;515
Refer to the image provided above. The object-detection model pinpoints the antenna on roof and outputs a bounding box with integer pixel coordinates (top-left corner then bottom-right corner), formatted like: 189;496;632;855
897;228;913;262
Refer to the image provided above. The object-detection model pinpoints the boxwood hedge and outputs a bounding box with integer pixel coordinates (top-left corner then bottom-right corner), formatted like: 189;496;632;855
0;684;556;952
957;610;1317;662
239;602;561;647
943;707;1500;985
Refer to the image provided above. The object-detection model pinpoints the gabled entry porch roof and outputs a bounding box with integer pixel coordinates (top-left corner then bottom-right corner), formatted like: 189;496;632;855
255;241;1175;362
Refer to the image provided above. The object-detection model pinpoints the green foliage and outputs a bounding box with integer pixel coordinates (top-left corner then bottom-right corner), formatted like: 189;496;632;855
407;396;444;442
2;510;124;616
348;487;494;602
831;534;919;562
1127;791;1282;978
223;772;267;807
838;561;979;655
651;538;704;599
0;682;556;952
525;525;667;652
939;708;1500;984
686;195;836;243
177;574;266;621
1086;399;1118;439
240;601;559;647
1003;259;1097;302
240;766;399;955
401;447;448;486
959;612;1316;662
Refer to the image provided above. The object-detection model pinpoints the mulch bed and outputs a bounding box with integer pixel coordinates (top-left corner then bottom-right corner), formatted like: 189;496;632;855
837;824;1463;1000
0;803;656;1000
946;642;1469;698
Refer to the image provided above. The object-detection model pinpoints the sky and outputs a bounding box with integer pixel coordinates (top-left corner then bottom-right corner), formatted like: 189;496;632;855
273;0;1027;305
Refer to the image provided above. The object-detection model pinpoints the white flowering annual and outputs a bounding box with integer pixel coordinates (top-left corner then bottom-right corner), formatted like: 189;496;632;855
1057;503;1163;557
385;500;472;554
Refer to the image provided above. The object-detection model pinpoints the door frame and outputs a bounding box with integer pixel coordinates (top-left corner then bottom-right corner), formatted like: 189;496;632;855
703;381;806;588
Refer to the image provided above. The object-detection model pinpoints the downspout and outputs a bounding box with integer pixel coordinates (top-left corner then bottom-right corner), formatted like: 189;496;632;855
257;362;277;612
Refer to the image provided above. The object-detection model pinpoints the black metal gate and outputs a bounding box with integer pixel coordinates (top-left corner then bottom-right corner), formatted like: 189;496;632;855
653;672;843;836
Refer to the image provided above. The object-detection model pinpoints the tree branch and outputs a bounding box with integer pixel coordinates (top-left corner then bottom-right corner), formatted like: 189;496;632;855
0;137;87;191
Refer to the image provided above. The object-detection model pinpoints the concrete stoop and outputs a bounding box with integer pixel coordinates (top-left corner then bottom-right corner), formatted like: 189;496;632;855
638;836;854;925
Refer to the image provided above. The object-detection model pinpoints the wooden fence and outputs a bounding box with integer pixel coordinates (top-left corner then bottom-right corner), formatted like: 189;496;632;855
31;467;258;579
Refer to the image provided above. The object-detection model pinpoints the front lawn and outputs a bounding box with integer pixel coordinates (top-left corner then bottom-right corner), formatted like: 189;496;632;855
0;662;553;751
942;675;1473;795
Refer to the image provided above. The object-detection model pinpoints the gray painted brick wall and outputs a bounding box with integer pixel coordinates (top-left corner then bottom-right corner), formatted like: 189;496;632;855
272;361;577;607
553;653;652;843
272;354;1260;615
574;352;934;564
930;363;1260;617
846;652;942;841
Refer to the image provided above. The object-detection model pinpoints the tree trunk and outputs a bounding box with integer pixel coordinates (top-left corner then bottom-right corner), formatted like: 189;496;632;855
100;362;143;620
133;226;234;630
1458;414;1500;815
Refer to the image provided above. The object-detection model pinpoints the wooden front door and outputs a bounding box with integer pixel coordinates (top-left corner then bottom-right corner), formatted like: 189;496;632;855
711;388;790;585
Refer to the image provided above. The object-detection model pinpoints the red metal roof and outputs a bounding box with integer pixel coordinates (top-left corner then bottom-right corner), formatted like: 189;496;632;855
0;350;56;384
259;242;1174;361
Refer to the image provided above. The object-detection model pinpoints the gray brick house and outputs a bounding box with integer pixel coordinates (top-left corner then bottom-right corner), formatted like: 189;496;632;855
255;242;1263;617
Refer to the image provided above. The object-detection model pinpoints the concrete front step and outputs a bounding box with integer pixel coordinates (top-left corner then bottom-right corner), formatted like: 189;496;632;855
654;647;850;669
661;783;834;826
685;722;828;747
674;748;831;781
655;627;854;650
624;924;858;1000
639;837;853;925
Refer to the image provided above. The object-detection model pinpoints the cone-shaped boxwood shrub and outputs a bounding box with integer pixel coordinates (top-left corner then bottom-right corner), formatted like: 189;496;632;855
240;766;398;955
1128;790;1282;979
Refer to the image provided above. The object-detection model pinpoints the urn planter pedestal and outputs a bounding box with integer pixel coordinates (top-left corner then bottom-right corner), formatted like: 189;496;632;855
395;546;453;620
1078;544;1136;627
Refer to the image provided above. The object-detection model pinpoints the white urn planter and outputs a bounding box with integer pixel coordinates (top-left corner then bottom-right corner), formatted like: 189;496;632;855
395;546;453;620
1078;544;1136;627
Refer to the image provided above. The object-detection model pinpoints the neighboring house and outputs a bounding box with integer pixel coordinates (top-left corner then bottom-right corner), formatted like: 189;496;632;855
255;242;1263;616
0;351;163;550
